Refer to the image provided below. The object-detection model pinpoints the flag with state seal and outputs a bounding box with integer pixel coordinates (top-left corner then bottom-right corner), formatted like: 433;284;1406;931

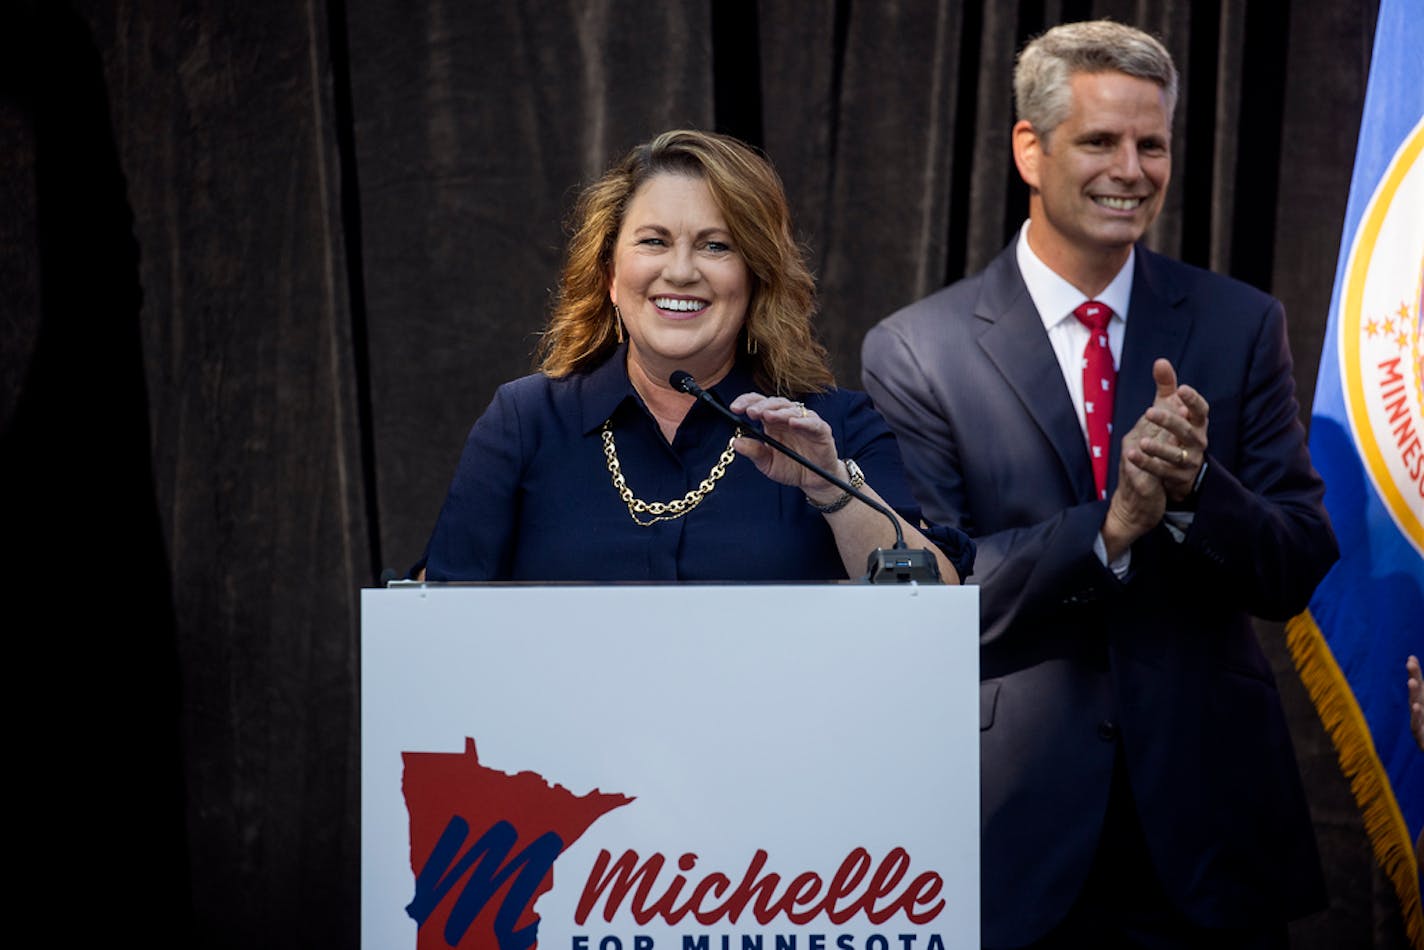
1286;0;1424;945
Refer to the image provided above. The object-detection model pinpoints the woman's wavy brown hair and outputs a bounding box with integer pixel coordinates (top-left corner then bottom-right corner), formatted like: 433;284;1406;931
536;129;833;396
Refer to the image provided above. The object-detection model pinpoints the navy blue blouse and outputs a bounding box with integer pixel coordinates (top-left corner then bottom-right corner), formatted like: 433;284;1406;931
421;350;973;582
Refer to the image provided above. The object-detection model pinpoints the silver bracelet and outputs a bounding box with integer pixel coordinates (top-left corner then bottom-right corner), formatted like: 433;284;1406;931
807;458;864;513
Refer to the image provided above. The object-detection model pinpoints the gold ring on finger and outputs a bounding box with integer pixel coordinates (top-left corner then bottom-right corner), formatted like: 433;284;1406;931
1179;447;1188;464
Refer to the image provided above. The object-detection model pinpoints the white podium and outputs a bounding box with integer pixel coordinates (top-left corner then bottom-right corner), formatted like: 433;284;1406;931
362;584;979;950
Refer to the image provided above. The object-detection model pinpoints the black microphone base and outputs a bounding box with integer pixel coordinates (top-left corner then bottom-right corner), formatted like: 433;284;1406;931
864;547;943;584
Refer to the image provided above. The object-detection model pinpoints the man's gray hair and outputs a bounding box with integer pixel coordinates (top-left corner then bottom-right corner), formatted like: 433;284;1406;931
1014;20;1178;143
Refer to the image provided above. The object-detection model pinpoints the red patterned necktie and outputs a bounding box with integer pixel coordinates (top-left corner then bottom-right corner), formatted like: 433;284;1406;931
1073;300;1116;500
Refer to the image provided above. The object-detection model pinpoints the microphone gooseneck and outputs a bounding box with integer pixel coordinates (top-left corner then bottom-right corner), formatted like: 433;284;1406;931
670;370;942;584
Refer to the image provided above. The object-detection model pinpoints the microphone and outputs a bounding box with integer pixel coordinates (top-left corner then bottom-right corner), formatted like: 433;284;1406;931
670;370;941;584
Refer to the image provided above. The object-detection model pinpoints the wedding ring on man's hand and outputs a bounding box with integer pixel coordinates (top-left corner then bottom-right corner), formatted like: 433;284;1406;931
1179;447;1188;464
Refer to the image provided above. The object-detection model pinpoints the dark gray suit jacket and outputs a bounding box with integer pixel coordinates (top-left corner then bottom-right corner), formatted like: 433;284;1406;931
863;242;1336;948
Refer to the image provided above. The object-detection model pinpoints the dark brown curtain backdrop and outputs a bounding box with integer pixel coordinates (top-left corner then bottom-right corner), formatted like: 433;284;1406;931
1;1;1406;947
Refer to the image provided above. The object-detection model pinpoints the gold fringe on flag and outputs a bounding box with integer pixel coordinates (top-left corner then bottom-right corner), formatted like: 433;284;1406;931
1286;609;1423;949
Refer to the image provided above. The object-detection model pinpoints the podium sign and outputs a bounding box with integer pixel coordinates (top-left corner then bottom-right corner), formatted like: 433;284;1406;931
362;584;979;950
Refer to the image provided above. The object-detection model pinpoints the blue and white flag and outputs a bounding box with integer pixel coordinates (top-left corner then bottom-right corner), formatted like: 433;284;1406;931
1287;0;1423;944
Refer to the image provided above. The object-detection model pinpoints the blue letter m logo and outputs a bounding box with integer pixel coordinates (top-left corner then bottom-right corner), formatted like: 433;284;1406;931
406;817;564;950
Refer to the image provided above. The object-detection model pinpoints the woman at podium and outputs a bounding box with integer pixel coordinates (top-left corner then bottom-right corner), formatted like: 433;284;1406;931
418;129;971;584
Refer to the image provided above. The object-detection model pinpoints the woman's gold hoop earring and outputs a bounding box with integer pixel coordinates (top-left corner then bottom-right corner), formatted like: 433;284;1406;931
613;305;624;344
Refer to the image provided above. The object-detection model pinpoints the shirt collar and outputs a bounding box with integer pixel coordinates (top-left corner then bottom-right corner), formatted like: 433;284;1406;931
703;360;759;406
578;346;636;434
1015;220;1135;331
577;345;760;435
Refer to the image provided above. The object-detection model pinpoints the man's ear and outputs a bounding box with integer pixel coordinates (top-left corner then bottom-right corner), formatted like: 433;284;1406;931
1012;119;1042;191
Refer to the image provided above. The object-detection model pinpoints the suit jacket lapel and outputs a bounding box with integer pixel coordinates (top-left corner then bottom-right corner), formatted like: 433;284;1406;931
1110;247;1191;490
975;246;1097;501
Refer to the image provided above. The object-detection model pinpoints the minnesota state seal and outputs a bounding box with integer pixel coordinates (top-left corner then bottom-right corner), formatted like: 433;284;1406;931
1338;116;1424;555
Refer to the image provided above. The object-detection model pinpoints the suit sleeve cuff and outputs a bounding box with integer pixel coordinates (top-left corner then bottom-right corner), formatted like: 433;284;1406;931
1094;531;1132;579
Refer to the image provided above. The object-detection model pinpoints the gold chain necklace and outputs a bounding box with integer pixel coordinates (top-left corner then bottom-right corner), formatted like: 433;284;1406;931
601;421;742;526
